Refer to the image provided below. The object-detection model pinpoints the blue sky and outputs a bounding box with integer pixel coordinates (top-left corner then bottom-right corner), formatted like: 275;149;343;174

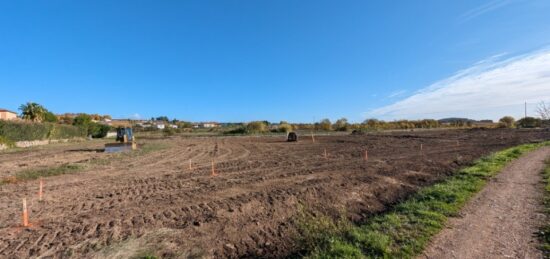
1;0;549;122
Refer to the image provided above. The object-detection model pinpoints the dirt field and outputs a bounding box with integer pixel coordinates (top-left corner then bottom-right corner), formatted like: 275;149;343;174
0;129;549;258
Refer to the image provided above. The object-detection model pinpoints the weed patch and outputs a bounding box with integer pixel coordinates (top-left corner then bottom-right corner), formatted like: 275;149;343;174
539;159;550;257
1;163;85;184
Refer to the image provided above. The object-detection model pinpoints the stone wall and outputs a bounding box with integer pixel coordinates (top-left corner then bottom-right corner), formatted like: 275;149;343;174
0;138;83;150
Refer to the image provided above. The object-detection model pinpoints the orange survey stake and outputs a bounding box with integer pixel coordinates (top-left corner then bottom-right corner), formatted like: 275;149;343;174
22;198;28;227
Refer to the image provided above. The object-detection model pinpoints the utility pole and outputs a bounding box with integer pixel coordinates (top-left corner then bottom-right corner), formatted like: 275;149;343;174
525;101;527;119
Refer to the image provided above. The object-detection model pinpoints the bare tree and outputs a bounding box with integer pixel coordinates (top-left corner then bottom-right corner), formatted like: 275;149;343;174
536;101;550;120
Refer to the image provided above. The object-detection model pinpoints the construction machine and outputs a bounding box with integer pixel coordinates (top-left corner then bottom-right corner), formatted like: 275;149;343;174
104;127;137;153
287;132;298;142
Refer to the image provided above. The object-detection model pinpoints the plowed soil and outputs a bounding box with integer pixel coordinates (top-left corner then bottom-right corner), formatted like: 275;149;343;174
0;129;549;258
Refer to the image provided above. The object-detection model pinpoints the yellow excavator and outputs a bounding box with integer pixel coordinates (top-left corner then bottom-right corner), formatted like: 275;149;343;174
104;127;137;153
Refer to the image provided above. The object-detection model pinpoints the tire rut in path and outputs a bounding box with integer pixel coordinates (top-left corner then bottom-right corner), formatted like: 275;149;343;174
419;147;550;259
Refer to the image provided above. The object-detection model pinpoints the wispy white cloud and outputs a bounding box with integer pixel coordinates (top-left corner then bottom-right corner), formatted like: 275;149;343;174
365;48;550;121
129;113;141;119
388;90;407;98
459;0;512;23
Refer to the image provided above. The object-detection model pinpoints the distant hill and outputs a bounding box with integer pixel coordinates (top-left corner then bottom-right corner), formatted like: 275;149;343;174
438;118;494;124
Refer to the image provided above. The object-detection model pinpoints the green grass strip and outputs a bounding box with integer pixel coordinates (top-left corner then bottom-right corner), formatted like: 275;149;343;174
303;141;550;259
539;158;550;257
1;163;85;185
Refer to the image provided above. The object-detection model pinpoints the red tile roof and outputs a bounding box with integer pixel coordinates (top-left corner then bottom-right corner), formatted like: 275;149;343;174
0;109;16;114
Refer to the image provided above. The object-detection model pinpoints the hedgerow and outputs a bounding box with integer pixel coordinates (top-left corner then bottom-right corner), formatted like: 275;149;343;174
0;120;86;142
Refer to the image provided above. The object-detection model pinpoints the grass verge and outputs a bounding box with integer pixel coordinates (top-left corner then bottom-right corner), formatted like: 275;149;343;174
539;158;550;257
1;163;85;185
300;141;550;258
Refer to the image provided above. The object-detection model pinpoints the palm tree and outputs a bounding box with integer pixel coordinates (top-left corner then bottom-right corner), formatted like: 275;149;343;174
19;102;46;122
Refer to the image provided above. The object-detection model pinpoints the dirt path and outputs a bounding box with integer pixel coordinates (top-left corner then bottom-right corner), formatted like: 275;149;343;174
420;147;550;259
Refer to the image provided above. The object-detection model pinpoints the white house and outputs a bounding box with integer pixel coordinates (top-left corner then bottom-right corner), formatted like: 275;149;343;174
202;122;220;128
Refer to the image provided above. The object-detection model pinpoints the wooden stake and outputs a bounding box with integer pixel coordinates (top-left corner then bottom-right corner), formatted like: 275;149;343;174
364;150;368;161
22;198;28;227
311;132;315;143
420;144;423;151
189;159;192;170
211;160;218;176
39;179;43;201
324;148;327;159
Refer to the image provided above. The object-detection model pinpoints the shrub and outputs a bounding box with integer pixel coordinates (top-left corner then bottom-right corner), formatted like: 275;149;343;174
0;121;86;142
72;114;111;138
498;116;515;128
334;118;349;131
162;127;176;136
318;119;332;131
246;121;268;133
278;123;293;133
89;123;111;138
176;121;193;129
224;127;247;135
73;114;93;127
223;121;270;135
49;124;88;139
0;120;50;141
43;111;58;123
517;117;542;128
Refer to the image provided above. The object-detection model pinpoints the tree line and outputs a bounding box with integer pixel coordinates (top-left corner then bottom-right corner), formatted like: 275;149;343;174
13;101;550;138
18;102;111;138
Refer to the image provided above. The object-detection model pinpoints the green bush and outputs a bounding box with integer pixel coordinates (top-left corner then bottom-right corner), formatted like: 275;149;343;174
0;121;86;142
43;111;58;123
0;121;51;141
333;118;349;131
224;127;247;135
49;124;87;139
223;122;271;135
162;126;176;136
517;117;542;128
73;114;93;126
89;123;111;138
498;116;515;128
71;113;110;138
